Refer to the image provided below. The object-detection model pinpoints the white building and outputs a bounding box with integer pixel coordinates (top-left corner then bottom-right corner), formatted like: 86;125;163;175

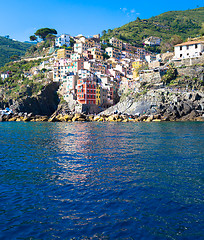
105;47;121;59
74;41;93;54
0;73;9;80
174;41;204;59
55;34;70;47
143;36;161;46
145;54;156;63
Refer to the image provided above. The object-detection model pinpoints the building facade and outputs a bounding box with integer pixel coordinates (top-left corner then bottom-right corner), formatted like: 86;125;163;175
174;41;204;59
55;34;70;47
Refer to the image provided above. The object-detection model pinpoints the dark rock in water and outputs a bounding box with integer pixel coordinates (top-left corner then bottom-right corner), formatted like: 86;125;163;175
54;102;72;116
193;93;202;101
181;102;192;116
9;82;60;116
189;110;199;119
196;104;202;111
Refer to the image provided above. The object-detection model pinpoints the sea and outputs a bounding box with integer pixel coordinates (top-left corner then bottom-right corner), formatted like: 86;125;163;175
0;122;203;240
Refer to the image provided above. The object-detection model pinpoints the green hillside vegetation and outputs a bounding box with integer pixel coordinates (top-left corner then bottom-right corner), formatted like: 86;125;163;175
0;59;49;101
0;36;32;67
102;7;204;48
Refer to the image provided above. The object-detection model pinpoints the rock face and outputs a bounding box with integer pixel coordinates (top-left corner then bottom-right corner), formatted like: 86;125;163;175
9;82;60;116
101;89;204;121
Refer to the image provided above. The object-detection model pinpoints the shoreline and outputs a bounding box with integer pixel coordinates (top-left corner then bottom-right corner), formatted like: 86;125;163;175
1;112;204;123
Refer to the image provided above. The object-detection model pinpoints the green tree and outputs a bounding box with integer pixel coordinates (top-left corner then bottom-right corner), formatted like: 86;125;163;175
70;37;75;47
29;35;38;42
170;35;183;46
34;28;57;41
102;30;107;36
160;41;173;53
162;66;177;85
0;77;3;85
200;23;204;36
46;34;56;41
102;53;110;60
107;29;112;34
10;55;20;61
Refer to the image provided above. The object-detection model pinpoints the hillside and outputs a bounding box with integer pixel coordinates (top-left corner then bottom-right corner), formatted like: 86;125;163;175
0;36;32;67
102;7;204;46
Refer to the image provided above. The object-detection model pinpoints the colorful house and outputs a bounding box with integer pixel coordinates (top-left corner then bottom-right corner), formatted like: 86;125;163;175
57;49;72;59
132;60;145;78
109;37;123;50
77;78;96;104
55;34;70;47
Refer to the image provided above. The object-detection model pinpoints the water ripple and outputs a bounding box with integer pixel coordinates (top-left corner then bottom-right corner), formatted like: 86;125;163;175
0;122;203;239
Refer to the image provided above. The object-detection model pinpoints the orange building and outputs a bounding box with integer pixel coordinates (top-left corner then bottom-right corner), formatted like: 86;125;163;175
77;78;96;104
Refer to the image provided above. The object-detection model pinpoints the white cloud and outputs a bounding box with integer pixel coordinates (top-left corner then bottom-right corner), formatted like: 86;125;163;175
120;7;140;18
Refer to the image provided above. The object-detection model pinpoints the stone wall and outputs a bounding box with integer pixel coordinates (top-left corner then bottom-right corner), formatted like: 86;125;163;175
177;65;204;80
173;55;204;67
139;71;162;84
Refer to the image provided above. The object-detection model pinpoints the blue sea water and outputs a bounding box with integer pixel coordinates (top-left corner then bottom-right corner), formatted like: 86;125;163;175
0;122;203;240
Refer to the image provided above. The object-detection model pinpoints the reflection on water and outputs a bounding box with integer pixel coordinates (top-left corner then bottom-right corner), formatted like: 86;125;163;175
0;122;203;239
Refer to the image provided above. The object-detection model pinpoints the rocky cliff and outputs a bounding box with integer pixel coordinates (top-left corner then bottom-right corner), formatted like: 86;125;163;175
1;82;60;116
101;88;204;121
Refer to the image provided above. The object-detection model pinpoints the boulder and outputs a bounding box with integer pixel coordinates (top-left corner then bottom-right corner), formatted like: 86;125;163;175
55;114;64;122
72;113;86;122
138;115;148;121
193;93;202;101
93;116;101;121
63;114;74;121
8;116;17;121
196;116;204;121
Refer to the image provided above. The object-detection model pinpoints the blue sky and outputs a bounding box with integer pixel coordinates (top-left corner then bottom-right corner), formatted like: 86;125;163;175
0;0;203;42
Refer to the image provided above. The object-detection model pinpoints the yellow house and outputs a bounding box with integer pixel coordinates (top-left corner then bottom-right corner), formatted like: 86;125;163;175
96;84;101;105
57;49;72;59
132;60;144;78
132;60;144;69
89;47;103;60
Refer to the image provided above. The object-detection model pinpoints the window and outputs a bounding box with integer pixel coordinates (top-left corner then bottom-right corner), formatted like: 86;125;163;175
187;46;189;50
180;46;182;51
180;54;182;57
195;44;198;49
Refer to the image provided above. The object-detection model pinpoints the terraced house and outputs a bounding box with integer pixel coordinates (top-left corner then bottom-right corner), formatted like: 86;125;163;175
174;41;204;59
109;37;123;50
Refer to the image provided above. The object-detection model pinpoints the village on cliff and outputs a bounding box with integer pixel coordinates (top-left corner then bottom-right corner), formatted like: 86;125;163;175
1;32;204;120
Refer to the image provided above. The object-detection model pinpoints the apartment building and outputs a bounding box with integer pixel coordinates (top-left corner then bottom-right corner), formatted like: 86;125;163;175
109;37;123;50
57;49;72;59
105;47;121;59
55;34;70;47
174;41;204;59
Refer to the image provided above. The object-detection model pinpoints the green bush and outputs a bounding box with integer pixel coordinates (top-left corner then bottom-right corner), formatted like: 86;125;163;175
162;67;177;84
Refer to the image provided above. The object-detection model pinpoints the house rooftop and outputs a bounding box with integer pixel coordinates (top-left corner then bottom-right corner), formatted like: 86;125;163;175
175;40;204;47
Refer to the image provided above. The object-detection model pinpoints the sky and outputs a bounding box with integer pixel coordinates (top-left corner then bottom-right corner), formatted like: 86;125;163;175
0;0;203;42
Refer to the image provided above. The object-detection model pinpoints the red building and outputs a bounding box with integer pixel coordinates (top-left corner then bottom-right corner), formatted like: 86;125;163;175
77;78;96;104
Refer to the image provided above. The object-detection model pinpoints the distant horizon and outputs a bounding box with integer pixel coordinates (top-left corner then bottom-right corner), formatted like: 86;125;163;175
0;0;203;42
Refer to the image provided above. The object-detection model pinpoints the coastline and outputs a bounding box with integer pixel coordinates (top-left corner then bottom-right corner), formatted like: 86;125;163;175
1;112;204;123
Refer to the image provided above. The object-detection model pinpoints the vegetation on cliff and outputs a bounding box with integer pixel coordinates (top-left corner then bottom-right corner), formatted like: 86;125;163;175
101;7;204;49
0;59;50;102
0;36;32;67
